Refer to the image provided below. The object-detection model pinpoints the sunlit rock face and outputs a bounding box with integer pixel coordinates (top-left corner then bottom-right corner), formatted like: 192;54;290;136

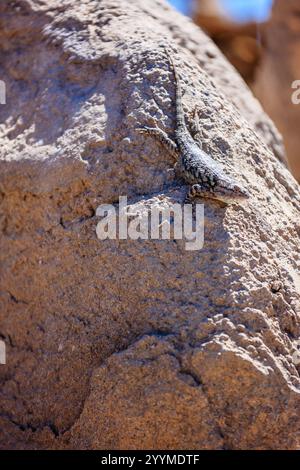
0;0;299;450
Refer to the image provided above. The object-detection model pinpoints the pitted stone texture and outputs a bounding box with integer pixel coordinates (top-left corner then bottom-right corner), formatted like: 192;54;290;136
0;0;299;450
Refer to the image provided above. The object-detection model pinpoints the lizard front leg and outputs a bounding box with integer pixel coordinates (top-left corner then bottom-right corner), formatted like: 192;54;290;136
137;126;179;160
185;183;214;202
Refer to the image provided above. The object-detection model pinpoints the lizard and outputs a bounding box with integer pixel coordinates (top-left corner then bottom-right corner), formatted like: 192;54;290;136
138;49;250;204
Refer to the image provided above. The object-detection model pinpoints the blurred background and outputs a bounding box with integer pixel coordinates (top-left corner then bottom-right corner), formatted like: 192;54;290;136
169;0;300;183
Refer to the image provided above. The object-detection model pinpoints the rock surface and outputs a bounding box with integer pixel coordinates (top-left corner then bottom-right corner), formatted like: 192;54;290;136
0;0;300;450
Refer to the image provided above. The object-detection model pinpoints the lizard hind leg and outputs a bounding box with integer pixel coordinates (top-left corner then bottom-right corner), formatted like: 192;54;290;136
188;106;210;147
188;106;201;138
137;126;178;160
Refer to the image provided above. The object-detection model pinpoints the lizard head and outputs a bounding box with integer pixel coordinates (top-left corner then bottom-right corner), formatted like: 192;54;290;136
211;176;250;204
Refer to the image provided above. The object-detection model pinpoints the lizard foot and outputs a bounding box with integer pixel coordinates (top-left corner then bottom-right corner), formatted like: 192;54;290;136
185;184;215;203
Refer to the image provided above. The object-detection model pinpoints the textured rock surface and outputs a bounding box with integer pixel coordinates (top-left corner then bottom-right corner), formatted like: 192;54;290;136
254;0;300;181
0;0;300;450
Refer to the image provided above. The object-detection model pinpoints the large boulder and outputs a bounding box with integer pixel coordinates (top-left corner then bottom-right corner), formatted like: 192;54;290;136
0;0;299;449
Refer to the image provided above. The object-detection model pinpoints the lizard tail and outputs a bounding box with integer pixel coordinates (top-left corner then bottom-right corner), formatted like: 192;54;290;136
164;47;186;132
